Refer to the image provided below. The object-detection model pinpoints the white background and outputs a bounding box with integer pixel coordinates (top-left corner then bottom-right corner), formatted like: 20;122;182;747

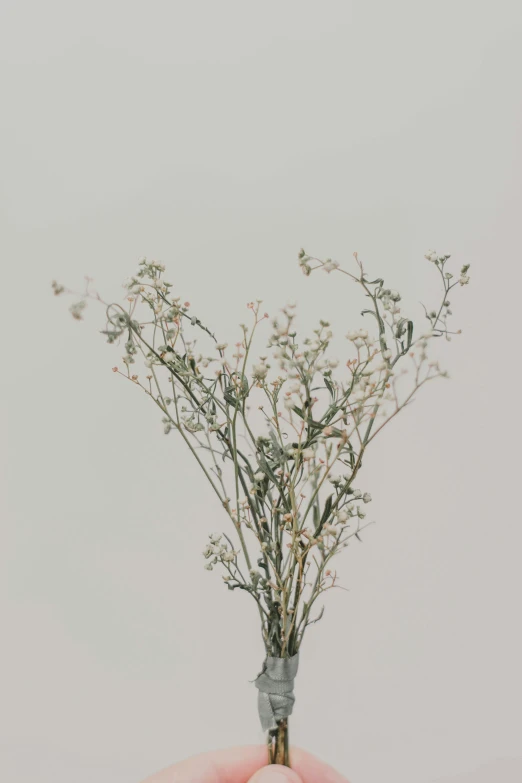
1;2;521;781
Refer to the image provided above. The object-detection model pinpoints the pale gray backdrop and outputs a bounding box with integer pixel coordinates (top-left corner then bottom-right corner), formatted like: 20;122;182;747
1;2;521;782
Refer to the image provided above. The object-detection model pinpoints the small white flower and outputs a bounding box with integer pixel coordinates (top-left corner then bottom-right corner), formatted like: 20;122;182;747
460;274;470;286
52;280;65;296
204;563;213;571
215;343;228;351
222;551;237;562
362;492;372;503
323;260;340;273
254;471;265;482
323;523;339;536
336;510;349;524
301;448;315;460
252;363;269;380
352;489;362;499
209;533;222;544
69;300;87;320
425;250;438;263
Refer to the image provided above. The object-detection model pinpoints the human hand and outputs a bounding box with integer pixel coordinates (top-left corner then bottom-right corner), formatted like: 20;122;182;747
141;745;349;783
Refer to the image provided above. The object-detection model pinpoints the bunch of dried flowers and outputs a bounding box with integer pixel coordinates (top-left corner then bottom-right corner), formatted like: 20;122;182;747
53;249;470;765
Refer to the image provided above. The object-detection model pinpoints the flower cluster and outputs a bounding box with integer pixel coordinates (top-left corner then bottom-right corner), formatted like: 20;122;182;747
202;533;239;570
54;247;470;661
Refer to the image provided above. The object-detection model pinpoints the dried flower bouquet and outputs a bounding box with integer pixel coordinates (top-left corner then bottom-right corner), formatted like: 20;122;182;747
53;249;470;765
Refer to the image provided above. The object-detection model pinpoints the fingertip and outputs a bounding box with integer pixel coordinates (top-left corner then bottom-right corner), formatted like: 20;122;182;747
248;764;302;783
290;746;350;783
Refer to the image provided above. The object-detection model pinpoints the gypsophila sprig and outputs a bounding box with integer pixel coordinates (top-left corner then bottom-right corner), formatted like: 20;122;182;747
54;248;470;764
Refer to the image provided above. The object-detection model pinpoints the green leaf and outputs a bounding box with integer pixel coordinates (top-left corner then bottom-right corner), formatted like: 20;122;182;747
406;320;413;350
258;454;280;485
361;307;385;334
314;494;333;536
268;428;285;461
324;376;335;399
223;372;249;407
307;419;326;430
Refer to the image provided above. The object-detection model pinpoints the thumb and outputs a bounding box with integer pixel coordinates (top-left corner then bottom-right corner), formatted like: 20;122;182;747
247;765;302;783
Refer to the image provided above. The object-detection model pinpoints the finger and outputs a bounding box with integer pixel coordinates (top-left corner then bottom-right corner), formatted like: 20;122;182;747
247;764;302;783
141;744;267;783
291;747;350;783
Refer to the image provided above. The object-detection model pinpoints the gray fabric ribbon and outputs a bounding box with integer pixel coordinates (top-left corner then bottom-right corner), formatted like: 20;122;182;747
254;654;299;731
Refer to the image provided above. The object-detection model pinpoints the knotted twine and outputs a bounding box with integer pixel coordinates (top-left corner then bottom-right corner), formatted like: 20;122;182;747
254;653;299;731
